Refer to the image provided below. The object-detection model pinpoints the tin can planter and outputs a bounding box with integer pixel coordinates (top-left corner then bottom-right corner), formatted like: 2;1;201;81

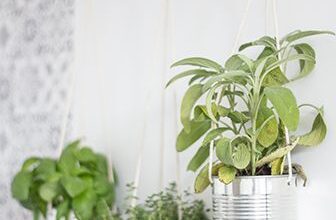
212;175;297;220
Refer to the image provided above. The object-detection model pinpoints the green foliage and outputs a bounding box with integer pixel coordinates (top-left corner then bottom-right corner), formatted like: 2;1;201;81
218;165;237;184
11;140;118;220
125;183;209;220
167;29;333;192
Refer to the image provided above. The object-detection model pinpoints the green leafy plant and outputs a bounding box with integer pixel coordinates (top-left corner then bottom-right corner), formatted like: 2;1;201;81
11;140;117;220
167;30;334;193
125;183;209;220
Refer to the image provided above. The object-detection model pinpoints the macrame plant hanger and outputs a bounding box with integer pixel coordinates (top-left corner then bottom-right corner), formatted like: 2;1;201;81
208;0;293;184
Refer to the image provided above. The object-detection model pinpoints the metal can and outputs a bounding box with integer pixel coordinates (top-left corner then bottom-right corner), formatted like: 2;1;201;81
212;175;297;220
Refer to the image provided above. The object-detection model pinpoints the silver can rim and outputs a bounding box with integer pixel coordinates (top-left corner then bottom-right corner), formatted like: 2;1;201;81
212;174;297;180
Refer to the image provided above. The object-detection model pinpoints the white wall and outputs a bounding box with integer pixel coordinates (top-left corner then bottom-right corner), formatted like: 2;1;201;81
73;0;336;219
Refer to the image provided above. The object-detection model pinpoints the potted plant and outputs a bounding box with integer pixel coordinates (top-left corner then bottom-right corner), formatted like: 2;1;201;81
11;140;117;220
167;30;334;219
124;182;209;220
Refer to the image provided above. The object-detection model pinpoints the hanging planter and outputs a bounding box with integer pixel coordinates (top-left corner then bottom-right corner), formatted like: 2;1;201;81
11;140;118;220
167;30;333;219
212;175;296;219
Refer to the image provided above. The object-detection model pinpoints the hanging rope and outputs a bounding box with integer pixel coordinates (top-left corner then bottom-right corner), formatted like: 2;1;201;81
158;0;172;190
131;0;173;207
131;94;151;207
208;0;252;183
173;92;182;220
88;1;116;184
271;0;293;184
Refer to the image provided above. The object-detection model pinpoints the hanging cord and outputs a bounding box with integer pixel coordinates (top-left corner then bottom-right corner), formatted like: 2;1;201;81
57;26;79;155
165;1;182;218
271;0;293;184
89;1;116;184
208;0;252;183
131;94;151;207
265;0;270;36
158;0;172;190
132;0;173;207
173;93;182;220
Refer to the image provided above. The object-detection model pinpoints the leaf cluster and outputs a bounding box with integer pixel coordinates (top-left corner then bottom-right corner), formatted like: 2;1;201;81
124;183;209;220
11;140;117;220
167;30;334;193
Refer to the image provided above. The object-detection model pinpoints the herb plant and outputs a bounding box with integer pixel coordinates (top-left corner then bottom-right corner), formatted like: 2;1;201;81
125;183;209;220
11;140;117;220
167;30;334;193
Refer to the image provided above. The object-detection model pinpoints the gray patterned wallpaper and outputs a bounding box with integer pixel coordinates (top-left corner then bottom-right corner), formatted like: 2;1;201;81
0;0;74;218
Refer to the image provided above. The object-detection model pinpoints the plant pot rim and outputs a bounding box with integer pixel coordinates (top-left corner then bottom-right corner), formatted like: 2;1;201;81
213;174;297;180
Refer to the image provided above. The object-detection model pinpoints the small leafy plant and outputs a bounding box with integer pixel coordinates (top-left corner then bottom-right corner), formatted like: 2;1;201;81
124;183;209;220
11;140;117;220
167;30;334;193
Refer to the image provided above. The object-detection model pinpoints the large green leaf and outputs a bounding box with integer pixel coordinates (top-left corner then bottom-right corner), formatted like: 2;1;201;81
11;171;32;201
75;147;97;163
61;176;88;198
225;54;253;72
187;145;210;172
72;189;97;220
95;154;109;175
194;164;210;193
239;36;277;52
216;138;250;169
218;165;237;184
264;87;299;131
216;138;233;165
166;69;215;88
206;84;222;122
256;107;278;148
176;119;211;152
261;57;289;87
96;199;113;220
202;70;247;92
194;162;229;193
264;54;315;78
292;43;316;80
56;200;70;220
171;57;223;72
181;84;204;132
281;30;335;43
271;157;285;175
35;159;57;181
202;127;227;146
58;140;80;174
256;138;299;167
39;182;59;202
93;176;112;196
228;111;249;124
21;157;41;172
232;143;251;169
298;111;327;146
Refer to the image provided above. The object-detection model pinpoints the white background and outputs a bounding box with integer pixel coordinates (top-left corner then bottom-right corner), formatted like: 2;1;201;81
73;0;336;219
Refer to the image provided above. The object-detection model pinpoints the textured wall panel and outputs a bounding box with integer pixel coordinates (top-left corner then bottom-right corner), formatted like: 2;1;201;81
0;0;74;218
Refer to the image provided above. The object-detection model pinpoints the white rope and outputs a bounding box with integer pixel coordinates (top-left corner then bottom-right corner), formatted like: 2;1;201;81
173;92;182;220
132;0;173;206
159;0;173;190
131;94;151;207
271;0;293;184
208;0;252;183
57;2;83;155
265;0;270;36
165;1;182;218
231;0;253;55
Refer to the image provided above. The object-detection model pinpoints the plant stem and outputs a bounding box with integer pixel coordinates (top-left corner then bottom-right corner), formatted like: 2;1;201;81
250;88;260;176
251;119;257;176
